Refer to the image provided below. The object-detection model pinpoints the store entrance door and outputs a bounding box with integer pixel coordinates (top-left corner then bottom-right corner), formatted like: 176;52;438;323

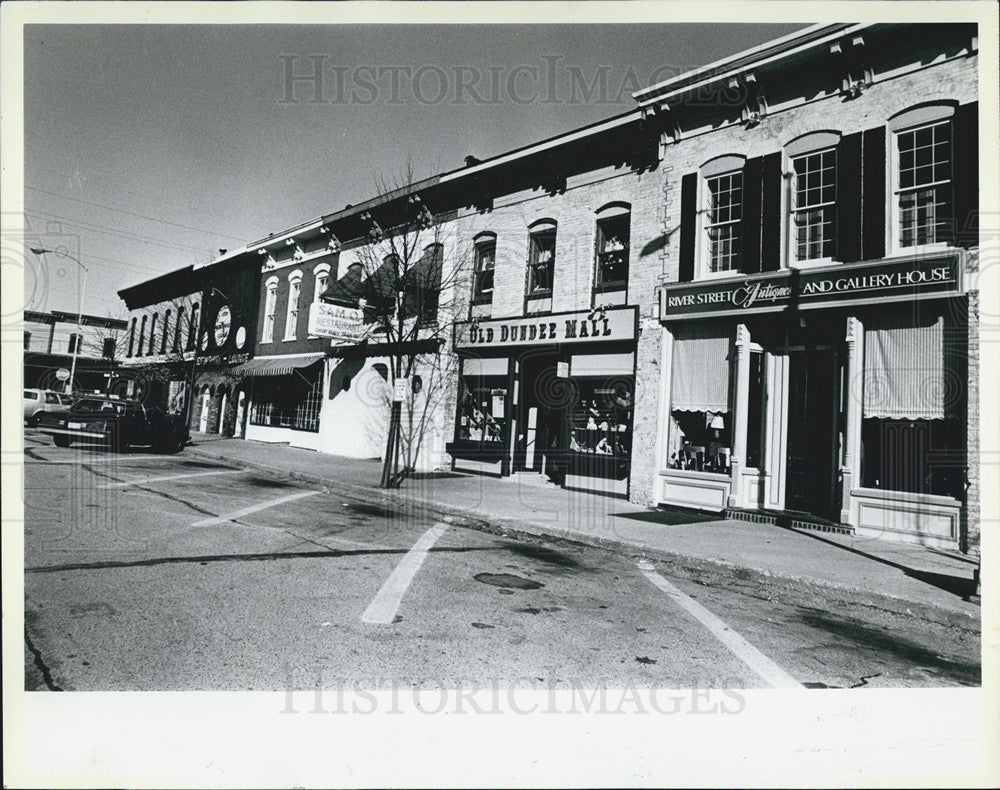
784;349;837;518
514;351;562;476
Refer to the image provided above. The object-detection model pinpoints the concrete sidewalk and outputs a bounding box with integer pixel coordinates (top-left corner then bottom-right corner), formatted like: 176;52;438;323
185;434;980;628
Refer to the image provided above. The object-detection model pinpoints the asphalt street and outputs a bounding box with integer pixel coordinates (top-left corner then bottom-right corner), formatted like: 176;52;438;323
22;430;981;692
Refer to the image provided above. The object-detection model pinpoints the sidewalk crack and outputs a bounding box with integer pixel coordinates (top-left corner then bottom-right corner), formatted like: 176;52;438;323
24;628;63;691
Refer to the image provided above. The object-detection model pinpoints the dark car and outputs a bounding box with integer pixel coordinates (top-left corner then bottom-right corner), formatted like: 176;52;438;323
37;397;188;453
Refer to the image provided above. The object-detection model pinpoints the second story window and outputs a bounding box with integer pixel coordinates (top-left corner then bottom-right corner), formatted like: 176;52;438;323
174;306;184;352
313;264;331;303
262;283;277;343
527;227;556;295
896;119;952;248
595;211;630;291
127;318;136;357
161;310;171;354
792;148;837;261
472;235;496;304
285;273;302;341
138;315;147;354
705;171;742;273
188;303;199;351
147;314;158;355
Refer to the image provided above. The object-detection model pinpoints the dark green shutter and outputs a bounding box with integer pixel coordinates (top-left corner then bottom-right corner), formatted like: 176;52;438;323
861;126;886;260
741;156;763;273
837;132;864;262
679;172;697;282
954;102;978;248
760;152;782;271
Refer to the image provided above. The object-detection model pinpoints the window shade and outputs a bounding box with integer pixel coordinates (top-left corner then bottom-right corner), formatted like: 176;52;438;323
670;324;731;413
863;311;947;419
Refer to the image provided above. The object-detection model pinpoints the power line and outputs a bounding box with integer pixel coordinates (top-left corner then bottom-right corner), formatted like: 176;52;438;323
26;185;251;242
26;209;217;255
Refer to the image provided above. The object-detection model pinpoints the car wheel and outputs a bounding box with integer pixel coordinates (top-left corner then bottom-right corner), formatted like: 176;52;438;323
54;435;71;448
107;427;127;453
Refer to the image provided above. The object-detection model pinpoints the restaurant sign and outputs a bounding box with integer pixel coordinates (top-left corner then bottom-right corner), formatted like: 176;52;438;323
455;305;638;350
659;253;964;320
308;301;365;342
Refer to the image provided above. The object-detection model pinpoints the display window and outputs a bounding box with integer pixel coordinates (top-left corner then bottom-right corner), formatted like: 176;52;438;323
567;378;633;461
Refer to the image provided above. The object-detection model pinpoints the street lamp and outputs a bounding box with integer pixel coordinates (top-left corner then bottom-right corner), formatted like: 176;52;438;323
30;246;90;396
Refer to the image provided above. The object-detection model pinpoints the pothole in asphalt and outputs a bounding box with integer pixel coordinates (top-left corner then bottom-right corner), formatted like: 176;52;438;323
474;573;544;590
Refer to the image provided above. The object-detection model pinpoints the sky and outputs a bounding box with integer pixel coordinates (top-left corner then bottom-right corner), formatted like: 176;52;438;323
22;21;803;318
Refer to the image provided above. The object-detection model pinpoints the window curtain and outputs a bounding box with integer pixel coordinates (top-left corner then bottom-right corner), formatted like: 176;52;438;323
670;323;731;413
863;310;951;420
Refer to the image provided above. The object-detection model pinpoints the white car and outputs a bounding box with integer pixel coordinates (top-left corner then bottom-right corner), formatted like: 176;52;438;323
24;388;71;426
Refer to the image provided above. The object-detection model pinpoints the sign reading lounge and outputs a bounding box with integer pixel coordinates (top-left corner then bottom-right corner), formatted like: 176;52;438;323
659;253;964;320
455;305;637;349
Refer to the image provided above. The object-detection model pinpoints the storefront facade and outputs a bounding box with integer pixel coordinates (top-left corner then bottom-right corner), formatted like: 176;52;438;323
451;305;639;496
638;22;979;551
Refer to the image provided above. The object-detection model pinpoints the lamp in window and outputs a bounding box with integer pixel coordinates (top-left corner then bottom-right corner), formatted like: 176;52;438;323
708;412;726;441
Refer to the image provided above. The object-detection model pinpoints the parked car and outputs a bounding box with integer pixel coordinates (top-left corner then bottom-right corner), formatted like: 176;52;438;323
37;397;188;453
23;388;71;426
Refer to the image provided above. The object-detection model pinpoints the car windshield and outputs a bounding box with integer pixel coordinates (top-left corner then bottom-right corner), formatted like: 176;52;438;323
72;399;125;415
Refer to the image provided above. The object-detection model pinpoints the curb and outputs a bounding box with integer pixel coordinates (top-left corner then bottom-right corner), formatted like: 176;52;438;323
185;446;980;631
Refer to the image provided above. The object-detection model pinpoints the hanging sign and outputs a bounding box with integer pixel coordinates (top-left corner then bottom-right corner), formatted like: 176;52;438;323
393;377;410;402
308;302;365;342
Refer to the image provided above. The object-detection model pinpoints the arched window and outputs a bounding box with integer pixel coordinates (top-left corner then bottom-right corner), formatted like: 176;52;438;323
138;315;147;355
188;303;199;351
174;305;185;352
471;232;496;305
313;263;331;303
161;310;171;354
263;278;278;343
527;219;557;297
127;318;136;357
594;203;631;297
785;131;841;264
285;270;302;340
700;155;747;276
148;313;159;356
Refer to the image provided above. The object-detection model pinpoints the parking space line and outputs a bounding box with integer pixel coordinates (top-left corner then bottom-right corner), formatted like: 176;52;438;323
24;456;203;465
98;469;247;489
191;490;321;527
361;522;450;624
637;559;803;689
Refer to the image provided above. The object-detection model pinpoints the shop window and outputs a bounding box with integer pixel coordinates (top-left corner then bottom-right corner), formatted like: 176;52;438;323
471;234;496;305
262;281;277;343
567;378;633;479
457;371;507;444
285;271;302;340
860;308;964;499
791;148;837;261
594;207;630;297
745;349;765;469
666;323;733;474
249;367;323;432
705;170;743;274
527;225;556;297
188;303;199;351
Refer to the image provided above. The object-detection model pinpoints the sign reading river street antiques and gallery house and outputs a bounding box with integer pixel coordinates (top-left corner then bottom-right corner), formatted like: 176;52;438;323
658;253;964;320
454;305;638;350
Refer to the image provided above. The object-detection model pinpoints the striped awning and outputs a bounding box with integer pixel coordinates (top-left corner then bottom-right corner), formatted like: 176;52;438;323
230;353;325;377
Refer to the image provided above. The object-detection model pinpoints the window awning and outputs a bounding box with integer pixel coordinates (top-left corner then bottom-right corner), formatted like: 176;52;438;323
230;353;325;377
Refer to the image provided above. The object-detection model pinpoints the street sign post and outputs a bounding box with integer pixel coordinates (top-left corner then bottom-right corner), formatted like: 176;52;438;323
393;378;409;402
55;368;70;382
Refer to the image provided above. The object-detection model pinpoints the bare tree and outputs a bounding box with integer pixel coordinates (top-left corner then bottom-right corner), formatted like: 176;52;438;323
347;169;470;487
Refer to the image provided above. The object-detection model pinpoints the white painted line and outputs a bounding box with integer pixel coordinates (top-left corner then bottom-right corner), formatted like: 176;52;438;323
636;559;803;689
24;456;201;465
361;522;450;624
99;469;246;489
191;490;321;527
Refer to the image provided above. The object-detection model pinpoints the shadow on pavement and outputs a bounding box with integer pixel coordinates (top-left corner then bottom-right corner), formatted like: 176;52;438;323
613;506;719;526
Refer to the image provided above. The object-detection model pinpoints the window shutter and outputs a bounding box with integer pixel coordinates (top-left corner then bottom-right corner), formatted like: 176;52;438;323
679;172;697;282
861;126;886;260
954;102;978;248
837;132;864;262
740;156;763;273
760;152;782;271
